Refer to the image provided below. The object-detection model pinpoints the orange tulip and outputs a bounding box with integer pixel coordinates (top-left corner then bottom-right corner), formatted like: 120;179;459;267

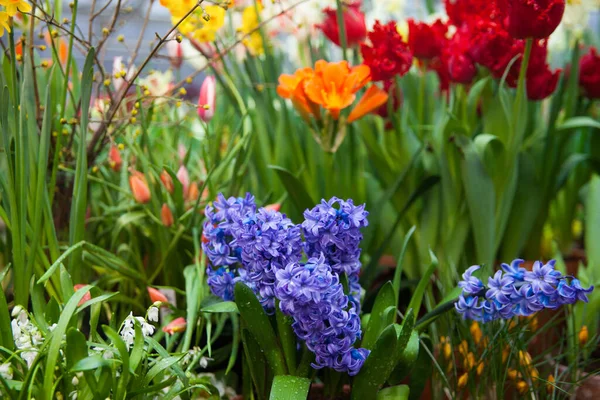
347;85;389;122
147;287;169;304
109;145;122;171
265;203;281;212
129;172;151;204
160;170;174;193
74;284;92;306
187;181;199;202
277;67;320;121
161;204;174;227
162;317;187;334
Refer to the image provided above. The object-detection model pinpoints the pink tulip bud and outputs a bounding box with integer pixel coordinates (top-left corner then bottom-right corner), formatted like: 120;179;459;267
166;39;183;69
148;287;169;304
265;204;281;212
176;165;190;198
161;204;174;227
198;76;216;122
129;172;151;204
162;317;187;334
74;284;92;306
178;144;187;161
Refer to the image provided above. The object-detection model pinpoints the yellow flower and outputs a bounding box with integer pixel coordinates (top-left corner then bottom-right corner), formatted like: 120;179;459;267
0;11;10;37
470;322;482;346
457;373;468;389
579;325;589;345
0;0;32;17
173;5;225;43
239;5;264;55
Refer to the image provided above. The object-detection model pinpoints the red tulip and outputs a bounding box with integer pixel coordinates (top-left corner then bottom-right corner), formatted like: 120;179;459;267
579;47;600;99
319;2;367;48
527;67;561;100
74;284;92;306
507;0;565;39
360;21;413;82
148;287;169;304
161;204;175;227
162;317;187;334
109;145;122;171
198;76;216;122
129;172;151;204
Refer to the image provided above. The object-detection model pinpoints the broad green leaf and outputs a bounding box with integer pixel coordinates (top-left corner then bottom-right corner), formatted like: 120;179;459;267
0;272;13;349
242;329;267;397
201;301;239;314
71;355;111;372
377;385;410;400
362;282;396;350
408;337;432;400
388;331;420;385
276;308;297;375
352;325;399;400
144;355;184;385
235;282;287;375
269;375;310;400
558;117;600;131
226;313;241;375
396;309;415;357
66;328;88;371
183;264;202;351
586;175;600;266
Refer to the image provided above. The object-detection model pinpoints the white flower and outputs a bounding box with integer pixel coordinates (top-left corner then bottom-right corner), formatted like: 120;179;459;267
199;356;211;369
11;305;24;317
0;363;13;380
147;306;159;323
120;313;155;349
10;309;44;367
71;375;79;386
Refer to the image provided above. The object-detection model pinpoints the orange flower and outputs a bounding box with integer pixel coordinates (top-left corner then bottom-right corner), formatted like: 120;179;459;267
161;204;174;227
160;170;174;193
148;287;169;304
277;67;320;121
74;284;92;306
163;317;187;334
129;172;151;204
277;60;388;123
265;203;281;212
109;145;122;171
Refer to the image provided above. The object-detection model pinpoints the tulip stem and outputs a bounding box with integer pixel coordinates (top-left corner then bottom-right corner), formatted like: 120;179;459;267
335;0;348;61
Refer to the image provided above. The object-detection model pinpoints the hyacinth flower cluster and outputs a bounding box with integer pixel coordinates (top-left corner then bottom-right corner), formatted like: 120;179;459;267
302;197;369;311
203;194;370;375
456;259;594;322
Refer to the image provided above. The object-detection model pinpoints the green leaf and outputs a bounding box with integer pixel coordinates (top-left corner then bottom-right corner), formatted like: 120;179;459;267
102;325;130;399
586;175;600;265
558;117;600;131
377;385;410;400
66;328;88;371
43;285;92;397
396;309;415;357
69;48;95;282
144;355;184;385
235;282;287;375
456;135;496;268
37;240;86;284
226;313;241;375
393;226;416;307
362;282;396;350
71;355;111;372
269;375;310;400
388;331;420;385
0;271;13;349
406;252;438;324
408;337;432;400
201;301;239;314
269;165;315;214
242;329;267;397
276;308;297;375
183;264;201;351
352;325;399;400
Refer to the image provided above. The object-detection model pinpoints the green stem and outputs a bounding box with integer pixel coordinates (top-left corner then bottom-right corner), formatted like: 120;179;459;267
417;64;426;138
509;38;533;154
334;0;348;61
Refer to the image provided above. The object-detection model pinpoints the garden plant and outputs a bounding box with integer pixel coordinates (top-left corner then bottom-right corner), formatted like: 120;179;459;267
0;0;599;399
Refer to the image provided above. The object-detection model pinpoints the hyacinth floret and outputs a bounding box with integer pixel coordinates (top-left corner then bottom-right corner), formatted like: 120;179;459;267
230;208;303;311
456;259;594;322
275;254;369;376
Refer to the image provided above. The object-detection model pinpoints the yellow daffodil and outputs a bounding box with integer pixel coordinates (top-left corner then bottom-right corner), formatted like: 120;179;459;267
0;11;10;37
239;5;264;55
0;0;32;17
172;5;225;43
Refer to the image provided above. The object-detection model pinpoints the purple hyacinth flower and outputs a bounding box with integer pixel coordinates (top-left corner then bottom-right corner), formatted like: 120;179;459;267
511;284;544;316
571;279;594;303
524;261;562;295
455;295;482;321
501;259;527;281
458;266;485;295
486;270;514;304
